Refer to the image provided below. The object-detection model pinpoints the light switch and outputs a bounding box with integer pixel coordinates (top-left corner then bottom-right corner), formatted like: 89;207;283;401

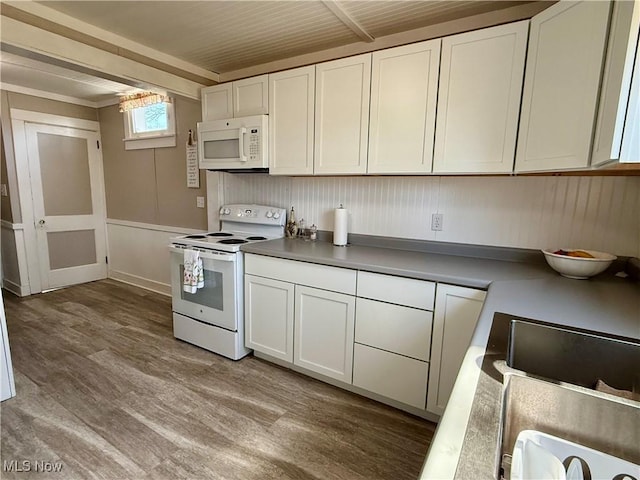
196;196;205;208
0;184;7;197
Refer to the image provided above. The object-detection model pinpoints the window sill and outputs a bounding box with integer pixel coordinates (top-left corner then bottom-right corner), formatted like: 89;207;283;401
124;135;176;151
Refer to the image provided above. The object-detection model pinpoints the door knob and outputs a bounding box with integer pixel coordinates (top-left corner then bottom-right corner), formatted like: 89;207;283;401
38;219;45;226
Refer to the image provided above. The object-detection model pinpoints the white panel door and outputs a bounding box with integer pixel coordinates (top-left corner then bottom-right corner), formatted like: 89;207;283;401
427;284;485;416
433;21;528;174
515;0;612;172
25;123;107;291
244;274;294;362
294;285;355;383
201;83;233;121
315;54;371;175
268;66;315;175
368;39;440;174
233;75;269;117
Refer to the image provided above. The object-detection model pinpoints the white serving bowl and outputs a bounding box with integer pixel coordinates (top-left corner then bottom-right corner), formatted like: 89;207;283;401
542;249;617;279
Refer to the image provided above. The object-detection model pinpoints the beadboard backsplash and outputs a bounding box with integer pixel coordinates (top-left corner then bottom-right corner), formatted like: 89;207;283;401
220;174;640;257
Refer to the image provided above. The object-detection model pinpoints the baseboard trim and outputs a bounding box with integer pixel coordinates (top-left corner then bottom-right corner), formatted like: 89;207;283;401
108;269;171;297
2;278;30;297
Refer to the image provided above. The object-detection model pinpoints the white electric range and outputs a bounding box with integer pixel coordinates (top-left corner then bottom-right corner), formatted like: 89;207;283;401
169;204;286;360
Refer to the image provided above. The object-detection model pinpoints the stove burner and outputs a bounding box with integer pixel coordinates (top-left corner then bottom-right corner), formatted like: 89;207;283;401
246;236;267;241
218;239;248;245
185;235;207;239
207;232;233;237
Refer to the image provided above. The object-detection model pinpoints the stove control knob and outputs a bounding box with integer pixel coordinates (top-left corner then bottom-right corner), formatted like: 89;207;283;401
273;212;281;219
219;207;225;215
266;211;273;218
223;208;231;215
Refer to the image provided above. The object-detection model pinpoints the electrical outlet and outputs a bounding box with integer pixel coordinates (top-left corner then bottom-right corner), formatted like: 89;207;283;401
431;213;443;231
196;196;205;208
0;184;7;197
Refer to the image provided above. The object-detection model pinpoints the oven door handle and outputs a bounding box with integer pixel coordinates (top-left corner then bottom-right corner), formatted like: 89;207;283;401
169;245;236;262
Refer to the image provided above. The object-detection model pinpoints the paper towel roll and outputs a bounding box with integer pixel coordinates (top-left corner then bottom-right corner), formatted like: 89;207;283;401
333;205;348;246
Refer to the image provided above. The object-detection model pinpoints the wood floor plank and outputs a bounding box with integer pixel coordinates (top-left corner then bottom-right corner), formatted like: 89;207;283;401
1;280;435;479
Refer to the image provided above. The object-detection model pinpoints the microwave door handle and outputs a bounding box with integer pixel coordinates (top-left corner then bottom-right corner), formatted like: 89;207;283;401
238;127;247;162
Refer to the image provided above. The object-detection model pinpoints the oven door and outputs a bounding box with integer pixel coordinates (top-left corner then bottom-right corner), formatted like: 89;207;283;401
169;246;238;331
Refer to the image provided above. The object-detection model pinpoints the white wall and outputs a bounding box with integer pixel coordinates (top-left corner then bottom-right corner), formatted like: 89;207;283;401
222;174;640;257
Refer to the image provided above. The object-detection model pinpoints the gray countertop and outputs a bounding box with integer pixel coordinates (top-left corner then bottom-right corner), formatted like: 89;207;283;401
241;238;640;479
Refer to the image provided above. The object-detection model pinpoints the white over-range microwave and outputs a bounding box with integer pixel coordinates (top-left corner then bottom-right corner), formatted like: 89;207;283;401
197;114;268;170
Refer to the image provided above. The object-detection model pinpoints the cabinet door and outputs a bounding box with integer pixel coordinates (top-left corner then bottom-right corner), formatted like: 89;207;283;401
294;285;355;383
515;1;612;172
368;40;440;174
268;66;315;175
427;284;485;416
201;83;233;121
315;54;371;175
233;74;269;117
620;44;640;163
592;1;640;165
244;274;294;362
433;21;528;174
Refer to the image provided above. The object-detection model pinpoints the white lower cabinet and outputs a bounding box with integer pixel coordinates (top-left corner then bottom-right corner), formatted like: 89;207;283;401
244;254;486;419
294;285;355;383
427;284;486;416
244;274;294;362
353;344;429;409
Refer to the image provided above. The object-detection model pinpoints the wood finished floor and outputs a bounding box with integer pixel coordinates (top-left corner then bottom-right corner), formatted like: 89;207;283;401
1;279;436;480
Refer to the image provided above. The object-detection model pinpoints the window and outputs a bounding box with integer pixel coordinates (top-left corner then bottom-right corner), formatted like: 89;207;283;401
123;100;176;150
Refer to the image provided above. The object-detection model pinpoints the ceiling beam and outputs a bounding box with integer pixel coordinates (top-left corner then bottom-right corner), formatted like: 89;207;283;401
0;17;205;100
1;2;219;85
220;1;553;82
322;1;375;43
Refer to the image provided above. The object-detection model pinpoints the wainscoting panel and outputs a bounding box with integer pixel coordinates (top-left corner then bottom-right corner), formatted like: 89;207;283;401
221;174;640;257
1;221;30;296
106;220;201;296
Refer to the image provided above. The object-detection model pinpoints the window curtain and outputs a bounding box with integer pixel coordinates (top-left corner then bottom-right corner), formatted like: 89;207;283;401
118;92;171;112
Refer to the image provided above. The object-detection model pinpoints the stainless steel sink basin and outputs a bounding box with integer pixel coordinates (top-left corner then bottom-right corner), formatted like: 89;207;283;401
498;373;640;479
507;319;640;391
497;319;640;479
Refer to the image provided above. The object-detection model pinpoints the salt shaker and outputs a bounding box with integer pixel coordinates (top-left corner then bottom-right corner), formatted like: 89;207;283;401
310;224;317;241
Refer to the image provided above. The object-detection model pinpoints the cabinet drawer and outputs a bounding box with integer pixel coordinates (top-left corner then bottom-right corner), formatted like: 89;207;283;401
245;254;356;295
353;343;429;409
355;298;432;361
357;271;435;310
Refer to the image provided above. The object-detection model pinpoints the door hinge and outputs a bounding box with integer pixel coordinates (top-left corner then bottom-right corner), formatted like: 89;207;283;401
97;140;100;149
105;256;108;264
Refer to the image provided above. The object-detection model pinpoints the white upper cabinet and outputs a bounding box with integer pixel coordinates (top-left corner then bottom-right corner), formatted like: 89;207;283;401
201;83;233;121
315;54;371;175
233;74;269;117
433;21;528;174
515;0;612;172
201;74;268;121
268;66;315;175
591;0;640;166
368;40;440;174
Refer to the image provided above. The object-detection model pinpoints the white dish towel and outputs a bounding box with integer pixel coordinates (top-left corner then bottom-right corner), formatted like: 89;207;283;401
183;249;204;293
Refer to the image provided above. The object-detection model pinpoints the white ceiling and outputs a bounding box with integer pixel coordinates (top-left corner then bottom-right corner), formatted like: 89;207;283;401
1;0;543;104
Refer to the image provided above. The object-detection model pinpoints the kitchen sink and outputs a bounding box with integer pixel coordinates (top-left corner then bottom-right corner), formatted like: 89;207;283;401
507;318;640;390
497;373;640;479
496;320;640;479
